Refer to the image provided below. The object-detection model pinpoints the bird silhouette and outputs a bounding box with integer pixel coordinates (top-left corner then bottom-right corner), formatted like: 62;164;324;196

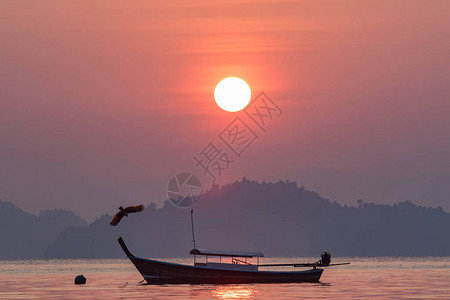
110;205;145;226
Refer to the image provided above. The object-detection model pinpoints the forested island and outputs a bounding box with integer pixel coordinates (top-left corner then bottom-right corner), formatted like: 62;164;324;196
1;178;449;259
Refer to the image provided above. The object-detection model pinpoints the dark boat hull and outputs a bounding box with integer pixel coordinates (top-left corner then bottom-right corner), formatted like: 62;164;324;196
129;256;323;284
118;237;323;284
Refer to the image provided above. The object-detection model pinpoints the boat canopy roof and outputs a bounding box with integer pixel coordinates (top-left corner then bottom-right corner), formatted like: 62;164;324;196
190;248;264;258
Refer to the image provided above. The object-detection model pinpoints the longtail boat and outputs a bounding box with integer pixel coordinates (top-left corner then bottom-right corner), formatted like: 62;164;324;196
117;237;348;284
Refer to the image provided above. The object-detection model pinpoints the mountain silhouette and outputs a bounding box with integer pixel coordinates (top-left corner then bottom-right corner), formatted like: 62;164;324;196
0;199;87;259
44;179;450;259
282;169;450;213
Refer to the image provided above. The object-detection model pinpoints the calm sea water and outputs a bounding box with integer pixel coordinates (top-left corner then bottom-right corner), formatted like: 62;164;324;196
0;257;449;299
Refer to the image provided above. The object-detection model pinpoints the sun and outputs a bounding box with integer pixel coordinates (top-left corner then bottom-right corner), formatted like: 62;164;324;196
214;77;251;112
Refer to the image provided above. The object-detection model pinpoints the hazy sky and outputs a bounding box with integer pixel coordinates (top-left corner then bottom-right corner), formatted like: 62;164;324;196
1;1;449;220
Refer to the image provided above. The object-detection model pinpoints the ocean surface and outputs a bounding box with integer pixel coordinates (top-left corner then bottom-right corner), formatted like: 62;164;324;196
0;257;449;299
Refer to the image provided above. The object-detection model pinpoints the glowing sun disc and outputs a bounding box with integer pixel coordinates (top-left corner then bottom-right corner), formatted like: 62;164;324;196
214;77;251;112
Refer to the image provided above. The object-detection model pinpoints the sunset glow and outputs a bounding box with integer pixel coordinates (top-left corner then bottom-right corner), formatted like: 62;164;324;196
1;1;449;298
214;77;251;112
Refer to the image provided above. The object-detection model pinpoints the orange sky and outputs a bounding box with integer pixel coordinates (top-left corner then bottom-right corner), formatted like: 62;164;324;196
1;0;449;220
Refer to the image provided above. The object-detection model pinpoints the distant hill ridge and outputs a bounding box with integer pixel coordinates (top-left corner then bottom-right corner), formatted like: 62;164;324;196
284;169;450;213
0;199;87;259
43;179;450;259
1;179;449;259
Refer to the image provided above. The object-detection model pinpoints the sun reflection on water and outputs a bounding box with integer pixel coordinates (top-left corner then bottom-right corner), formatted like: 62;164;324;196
213;285;257;299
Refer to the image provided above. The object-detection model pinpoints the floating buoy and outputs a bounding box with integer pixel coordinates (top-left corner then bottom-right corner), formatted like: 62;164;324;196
74;275;86;285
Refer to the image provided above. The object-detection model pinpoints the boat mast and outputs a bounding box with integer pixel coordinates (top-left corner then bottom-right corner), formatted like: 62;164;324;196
191;209;196;249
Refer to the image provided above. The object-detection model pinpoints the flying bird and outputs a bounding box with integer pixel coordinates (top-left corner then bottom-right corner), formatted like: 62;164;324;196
110;205;145;226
